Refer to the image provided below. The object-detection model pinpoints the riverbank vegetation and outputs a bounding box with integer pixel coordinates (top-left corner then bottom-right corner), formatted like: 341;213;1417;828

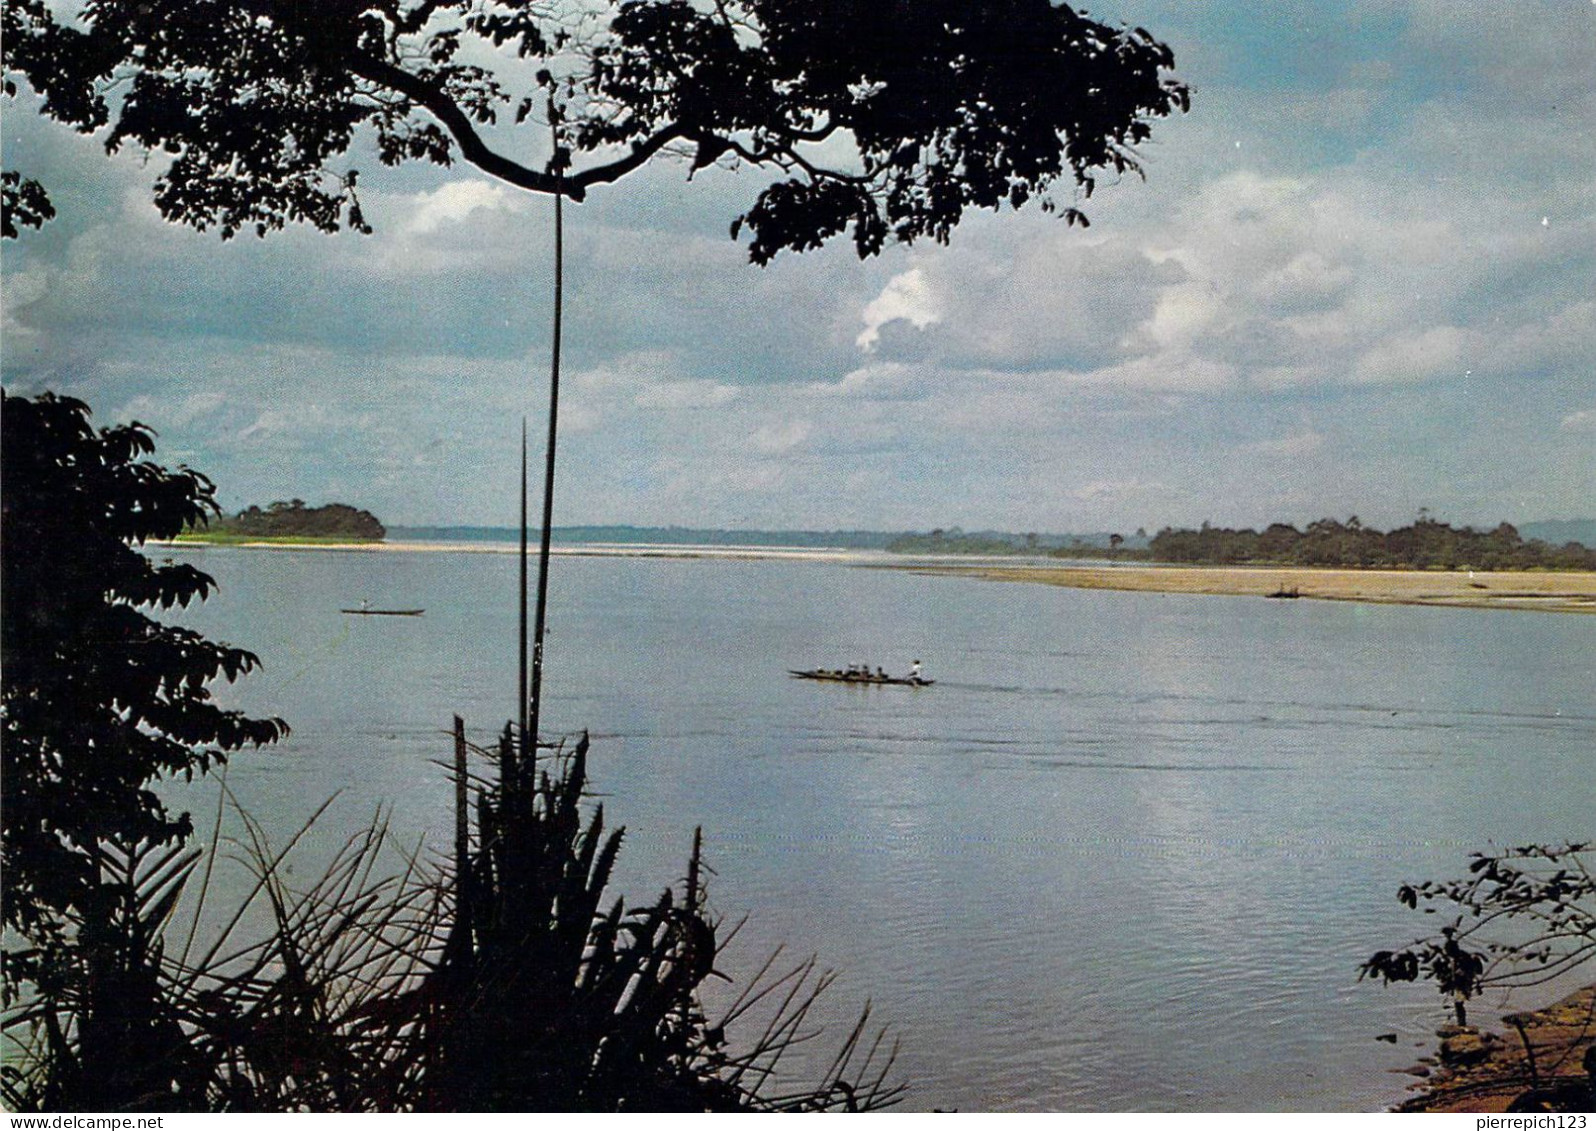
887;517;1595;571
185;500;386;543
1362;843;1595;1028
1388;985;1596;1113
1148;516;1596;571
1362;844;1595;1112
1;393;289;936
886;527;1147;556
2;726;901;1111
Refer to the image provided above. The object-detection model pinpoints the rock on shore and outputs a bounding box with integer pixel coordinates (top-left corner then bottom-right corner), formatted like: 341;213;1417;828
1395;984;1596;1112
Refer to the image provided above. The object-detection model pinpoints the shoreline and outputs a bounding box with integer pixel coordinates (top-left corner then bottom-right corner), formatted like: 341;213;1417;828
917;563;1596;615
158;538;890;563
158;541;1596;613
1393;983;1596;1112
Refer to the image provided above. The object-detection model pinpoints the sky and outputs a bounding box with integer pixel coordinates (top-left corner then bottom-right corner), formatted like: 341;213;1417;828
3;1;1593;533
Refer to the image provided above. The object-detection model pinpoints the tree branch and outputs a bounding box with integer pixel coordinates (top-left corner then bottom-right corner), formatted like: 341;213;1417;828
567;122;689;194
347;51;702;204
346;52;568;197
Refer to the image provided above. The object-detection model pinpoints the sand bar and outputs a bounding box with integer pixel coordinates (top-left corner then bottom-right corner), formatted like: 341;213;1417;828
162;541;1596;613
162;538;885;563
916;564;1596;614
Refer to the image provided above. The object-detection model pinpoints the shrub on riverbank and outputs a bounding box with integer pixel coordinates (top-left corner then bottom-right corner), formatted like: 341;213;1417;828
1362;842;1595;1026
2;726;900;1111
1363;844;1595;1112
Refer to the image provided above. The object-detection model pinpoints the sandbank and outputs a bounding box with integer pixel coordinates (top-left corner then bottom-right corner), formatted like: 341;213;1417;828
160;541;1596;612
160;538;878;563
916;564;1596;614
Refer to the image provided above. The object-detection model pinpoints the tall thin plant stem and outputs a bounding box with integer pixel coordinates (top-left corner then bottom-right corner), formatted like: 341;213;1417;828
527;174;564;759
515;417;529;782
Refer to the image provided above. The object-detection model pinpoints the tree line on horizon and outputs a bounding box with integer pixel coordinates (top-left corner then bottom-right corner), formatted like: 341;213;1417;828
1146;515;1596;571
886;527;1148;556
202;499;387;541
885;517;1595;571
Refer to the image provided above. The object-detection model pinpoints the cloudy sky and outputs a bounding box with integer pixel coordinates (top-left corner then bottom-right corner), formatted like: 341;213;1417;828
3;1;1593;533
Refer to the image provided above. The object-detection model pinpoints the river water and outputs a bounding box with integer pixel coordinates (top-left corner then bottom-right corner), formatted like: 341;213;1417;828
162;544;1594;1111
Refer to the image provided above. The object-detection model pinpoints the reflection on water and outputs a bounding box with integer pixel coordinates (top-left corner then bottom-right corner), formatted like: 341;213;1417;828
163;546;1595;1111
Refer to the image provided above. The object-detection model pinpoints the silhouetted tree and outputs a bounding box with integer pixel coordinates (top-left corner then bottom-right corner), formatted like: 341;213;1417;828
2;0;1188;260
1;170;54;238
2;392;289;1110
1362;843;1594;1028
0;392;286;936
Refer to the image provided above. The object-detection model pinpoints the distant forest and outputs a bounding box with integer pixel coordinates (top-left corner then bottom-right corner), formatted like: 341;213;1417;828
1146;517;1596;571
883;517;1595;570
206;500;386;541
885;528;1145;556
380;521;1593;569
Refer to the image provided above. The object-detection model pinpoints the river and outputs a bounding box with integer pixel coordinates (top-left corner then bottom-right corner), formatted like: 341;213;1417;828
161;543;1595;1111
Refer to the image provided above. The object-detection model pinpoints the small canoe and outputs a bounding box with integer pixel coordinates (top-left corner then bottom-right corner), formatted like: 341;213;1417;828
789;669;933;687
340;608;425;616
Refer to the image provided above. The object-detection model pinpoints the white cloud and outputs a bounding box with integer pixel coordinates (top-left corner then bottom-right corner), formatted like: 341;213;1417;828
5;3;1593;531
1134;280;1222;353
802;362;921;400
1064;354;1239;395
236;403;334;444
1253;251;1355;310
404;180;524;235
1481;301;1596;378
857;268;941;350
1352;326;1472;386
116;390;228;429
0;265;52;357
865;159;1592;407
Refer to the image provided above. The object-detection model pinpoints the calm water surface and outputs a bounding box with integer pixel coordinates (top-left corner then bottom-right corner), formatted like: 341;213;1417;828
164;545;1594;1111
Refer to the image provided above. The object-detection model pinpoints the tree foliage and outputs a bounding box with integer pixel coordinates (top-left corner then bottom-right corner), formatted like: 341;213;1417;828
1361;843;1596;1027
210;500;387;541
1;170;55;238
2;0;1188;260
0;392;287;935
